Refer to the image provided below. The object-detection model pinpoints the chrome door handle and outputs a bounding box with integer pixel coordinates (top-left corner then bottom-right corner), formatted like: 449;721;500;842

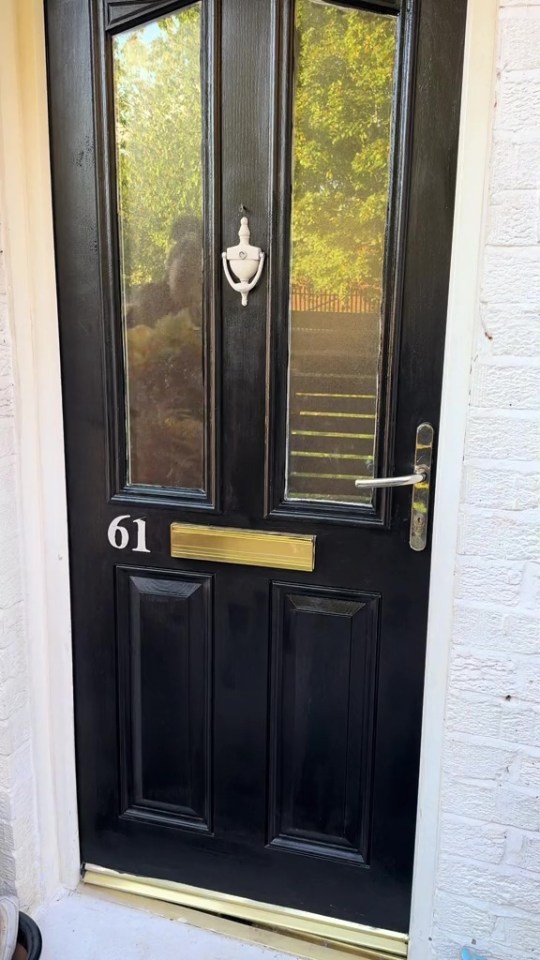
354;423;434;551
354;472;425;489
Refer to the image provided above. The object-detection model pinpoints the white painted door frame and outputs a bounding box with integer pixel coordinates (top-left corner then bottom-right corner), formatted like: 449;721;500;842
0;0;498;953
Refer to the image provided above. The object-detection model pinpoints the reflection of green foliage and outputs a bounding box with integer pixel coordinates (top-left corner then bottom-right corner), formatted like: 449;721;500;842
114;0;396;297
291;0;396;296
127;312;204;488
114;5;203;287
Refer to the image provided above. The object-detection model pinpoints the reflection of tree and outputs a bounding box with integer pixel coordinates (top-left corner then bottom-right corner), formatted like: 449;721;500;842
114;6;202;288
127;309;204;488
287;1;396;505
113;0;396;490
115;0;396;298
123;212;204;489
291;1;396;298
114;8;205;489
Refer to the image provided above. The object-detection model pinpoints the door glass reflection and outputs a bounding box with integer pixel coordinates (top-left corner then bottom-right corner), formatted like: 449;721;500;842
113;4;205;490
286;0;398;506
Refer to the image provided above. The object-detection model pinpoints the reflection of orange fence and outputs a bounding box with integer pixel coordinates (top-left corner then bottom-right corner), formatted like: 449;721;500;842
290;285;379;314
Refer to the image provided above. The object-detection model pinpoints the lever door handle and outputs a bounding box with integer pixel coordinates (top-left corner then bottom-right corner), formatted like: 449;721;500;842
354;423;434;551
354;472;425;489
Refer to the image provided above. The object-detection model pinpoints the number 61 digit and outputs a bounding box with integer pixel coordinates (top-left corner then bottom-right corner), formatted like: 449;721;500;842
107;515;150;554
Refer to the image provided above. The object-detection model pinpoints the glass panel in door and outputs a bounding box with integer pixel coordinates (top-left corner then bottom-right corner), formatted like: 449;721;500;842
113;4;205;490
286;0;398;505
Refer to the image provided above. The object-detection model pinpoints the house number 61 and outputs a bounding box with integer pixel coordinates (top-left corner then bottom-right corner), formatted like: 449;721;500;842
107;515;150;554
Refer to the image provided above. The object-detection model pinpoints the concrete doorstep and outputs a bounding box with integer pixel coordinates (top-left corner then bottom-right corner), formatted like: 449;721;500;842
35;888;299;960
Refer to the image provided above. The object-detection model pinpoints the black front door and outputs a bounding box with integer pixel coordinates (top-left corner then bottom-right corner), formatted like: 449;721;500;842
46;0;466;936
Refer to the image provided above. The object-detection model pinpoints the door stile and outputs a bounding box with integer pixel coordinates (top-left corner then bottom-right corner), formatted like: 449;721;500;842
46;0;119;855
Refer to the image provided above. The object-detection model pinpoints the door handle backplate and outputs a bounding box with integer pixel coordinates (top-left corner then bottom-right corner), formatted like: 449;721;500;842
355;423;434;551
409;422;434;551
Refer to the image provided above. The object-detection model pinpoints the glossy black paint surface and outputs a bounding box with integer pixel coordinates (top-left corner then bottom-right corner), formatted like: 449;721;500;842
45;0;467;932
117;567;213;830
268;584;379;864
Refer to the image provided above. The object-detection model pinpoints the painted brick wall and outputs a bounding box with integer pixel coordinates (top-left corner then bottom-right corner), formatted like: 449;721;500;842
431;1;540;957
0;220;40;909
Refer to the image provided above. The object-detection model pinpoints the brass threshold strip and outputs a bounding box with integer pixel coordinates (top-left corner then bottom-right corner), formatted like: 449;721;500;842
83;865;408;960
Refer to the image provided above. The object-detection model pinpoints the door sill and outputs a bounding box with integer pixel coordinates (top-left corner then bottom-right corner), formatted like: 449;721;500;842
83;864;408;960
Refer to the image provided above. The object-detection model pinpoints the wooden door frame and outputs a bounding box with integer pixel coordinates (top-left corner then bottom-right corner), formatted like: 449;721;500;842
0;0;497;952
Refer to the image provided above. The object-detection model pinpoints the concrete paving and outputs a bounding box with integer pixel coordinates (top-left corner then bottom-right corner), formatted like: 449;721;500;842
36;889;296;960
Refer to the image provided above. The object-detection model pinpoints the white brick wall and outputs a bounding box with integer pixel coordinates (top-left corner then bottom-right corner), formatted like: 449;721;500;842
431;1;540;957
0;220;40;909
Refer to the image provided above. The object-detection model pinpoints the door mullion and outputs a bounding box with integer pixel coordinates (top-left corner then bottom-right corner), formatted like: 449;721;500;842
220;0;273;522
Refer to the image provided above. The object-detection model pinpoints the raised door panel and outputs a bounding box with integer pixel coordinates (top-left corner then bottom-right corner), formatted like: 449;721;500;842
117;567;213;831
269;583;379;863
